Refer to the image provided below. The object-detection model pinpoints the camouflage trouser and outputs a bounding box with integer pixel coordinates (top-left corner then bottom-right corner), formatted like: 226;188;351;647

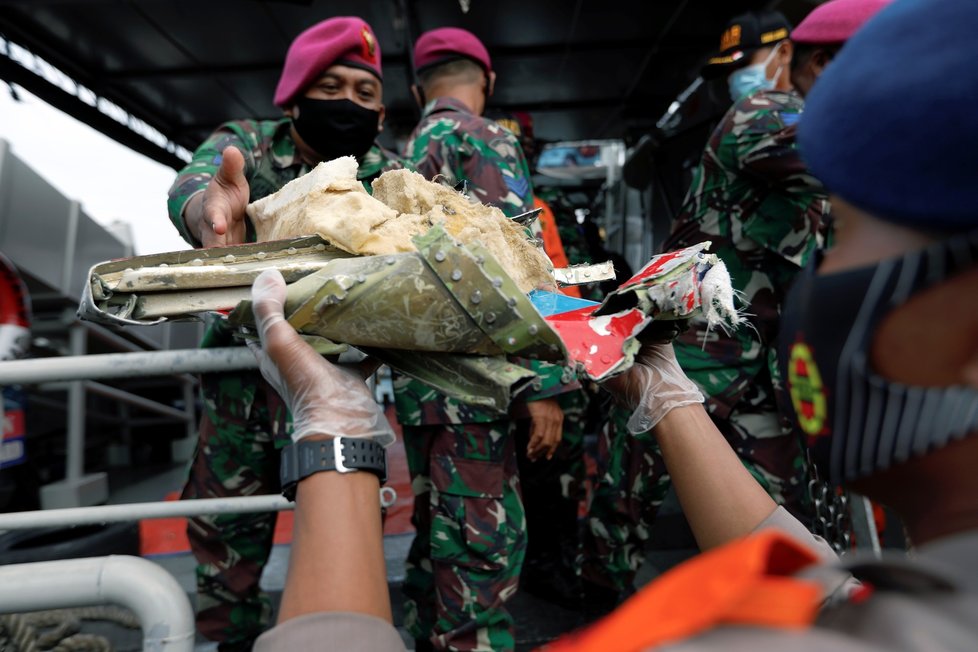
581;381;806;592
514;390;588;573
181;370;291;648
579;404;669;593
402;420;526;652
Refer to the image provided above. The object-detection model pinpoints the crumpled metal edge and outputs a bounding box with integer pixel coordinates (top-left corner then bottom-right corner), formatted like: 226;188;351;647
545;241;738;382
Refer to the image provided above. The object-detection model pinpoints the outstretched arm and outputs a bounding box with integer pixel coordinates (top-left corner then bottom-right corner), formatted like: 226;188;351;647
604;342;777;550
653;403;777;550
180;146;251;248
249;270;392;624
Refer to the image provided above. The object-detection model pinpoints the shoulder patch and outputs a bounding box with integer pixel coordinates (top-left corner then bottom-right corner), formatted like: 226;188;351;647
504;175;530;198
780;112;801;127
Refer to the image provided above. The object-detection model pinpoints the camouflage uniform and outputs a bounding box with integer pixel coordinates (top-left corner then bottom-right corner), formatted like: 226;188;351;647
583;89;829;593
521;186;588;593
580;404;668;594
398;97;577;651
514;388;588;600
168;118;402;649
536;186;591;267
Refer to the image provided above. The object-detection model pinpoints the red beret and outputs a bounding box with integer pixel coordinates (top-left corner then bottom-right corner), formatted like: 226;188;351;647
413;27;492;75
274;17;382;108
792;0;892;45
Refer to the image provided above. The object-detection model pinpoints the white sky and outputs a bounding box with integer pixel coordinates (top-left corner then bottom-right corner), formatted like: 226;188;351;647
0;84;191;256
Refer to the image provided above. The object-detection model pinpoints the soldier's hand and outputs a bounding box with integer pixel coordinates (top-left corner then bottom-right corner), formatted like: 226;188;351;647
249;269;395;445
526;398;563;461
189;146;251;248
601;342;703;434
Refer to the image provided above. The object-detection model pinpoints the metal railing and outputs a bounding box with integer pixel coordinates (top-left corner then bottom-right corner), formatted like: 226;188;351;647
0;346;258;385
0;494;289;530
0;344;401;650
0;490;397;531
0;343;255;508
0;556;195;652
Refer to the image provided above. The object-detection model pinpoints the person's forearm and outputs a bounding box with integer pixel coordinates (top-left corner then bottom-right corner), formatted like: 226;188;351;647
653;404;777;550
277;465;391;624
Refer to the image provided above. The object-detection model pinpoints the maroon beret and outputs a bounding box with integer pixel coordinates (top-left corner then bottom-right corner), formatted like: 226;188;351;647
274;17;382;108
413;27;491;75
792;0;892;45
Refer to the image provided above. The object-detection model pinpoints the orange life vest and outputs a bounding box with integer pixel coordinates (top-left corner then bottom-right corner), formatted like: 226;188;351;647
533;196;582;299
541;531;823;652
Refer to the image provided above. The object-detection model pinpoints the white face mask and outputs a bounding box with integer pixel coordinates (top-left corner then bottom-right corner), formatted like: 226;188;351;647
727;42;784;101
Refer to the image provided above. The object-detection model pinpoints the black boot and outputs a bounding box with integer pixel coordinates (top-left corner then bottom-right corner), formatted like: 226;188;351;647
579;578;624;623
520;557;583;609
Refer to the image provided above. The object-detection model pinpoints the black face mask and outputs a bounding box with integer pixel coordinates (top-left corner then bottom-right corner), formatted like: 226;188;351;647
291;97;380;162
778;231;978;486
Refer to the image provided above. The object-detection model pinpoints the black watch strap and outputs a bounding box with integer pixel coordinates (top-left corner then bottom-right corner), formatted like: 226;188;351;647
280;437;387;501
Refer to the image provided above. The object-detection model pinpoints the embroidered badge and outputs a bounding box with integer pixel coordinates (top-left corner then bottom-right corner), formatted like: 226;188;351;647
781;113;801;126
788;341;828;436
361;25;377;62
720;25;742;52
504;175;530;199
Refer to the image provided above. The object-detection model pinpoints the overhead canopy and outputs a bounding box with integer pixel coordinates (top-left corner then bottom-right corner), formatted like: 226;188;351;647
0;0;815;170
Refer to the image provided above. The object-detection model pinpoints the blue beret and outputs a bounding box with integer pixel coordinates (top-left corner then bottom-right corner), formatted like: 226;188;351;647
798;0;978;230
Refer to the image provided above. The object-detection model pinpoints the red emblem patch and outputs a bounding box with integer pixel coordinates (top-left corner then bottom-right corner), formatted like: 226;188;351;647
788;341;828;437
360;25;377;63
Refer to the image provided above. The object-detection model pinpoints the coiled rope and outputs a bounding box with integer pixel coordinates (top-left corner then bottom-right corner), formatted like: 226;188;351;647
0;607;139;651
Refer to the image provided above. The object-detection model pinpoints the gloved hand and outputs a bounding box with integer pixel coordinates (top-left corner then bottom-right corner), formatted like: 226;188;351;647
603;341;704;434
249;269;395;446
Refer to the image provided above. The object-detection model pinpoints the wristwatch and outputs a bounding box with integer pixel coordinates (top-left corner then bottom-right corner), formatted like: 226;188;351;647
280;437;387;501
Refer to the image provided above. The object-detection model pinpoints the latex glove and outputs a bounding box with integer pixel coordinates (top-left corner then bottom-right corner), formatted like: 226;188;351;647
249;269;395;446
526;398;563;461
602;342;703;434
186;146;251;247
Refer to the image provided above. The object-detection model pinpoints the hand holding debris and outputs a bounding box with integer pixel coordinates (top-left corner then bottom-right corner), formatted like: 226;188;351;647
603;341;703;434
191;146;251;247
249;269;395;445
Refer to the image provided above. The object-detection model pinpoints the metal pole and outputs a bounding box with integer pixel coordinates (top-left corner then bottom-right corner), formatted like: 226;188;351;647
0;555;194;652
0;490;397;530
182;376;196;441
62;201;80;297
849;494;882;558
65;322;86;482
0;347;258;385
0;495;292;530
41;380;194;422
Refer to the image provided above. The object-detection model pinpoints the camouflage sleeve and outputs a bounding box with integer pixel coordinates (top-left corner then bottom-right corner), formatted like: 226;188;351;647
462;128;534;218
732;97;812;185
408;117;533;218
408;119;464;190
166;120;264;247
728;98;829;268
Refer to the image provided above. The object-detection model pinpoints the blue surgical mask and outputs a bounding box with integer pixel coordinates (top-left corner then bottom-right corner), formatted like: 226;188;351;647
727;43;783;101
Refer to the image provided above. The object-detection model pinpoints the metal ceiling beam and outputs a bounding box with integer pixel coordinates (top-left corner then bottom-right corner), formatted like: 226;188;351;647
0;1;129;4
0;56;186;169
0;15;188;159
176;93;670;135
102;38;689;82
596;0;692;137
